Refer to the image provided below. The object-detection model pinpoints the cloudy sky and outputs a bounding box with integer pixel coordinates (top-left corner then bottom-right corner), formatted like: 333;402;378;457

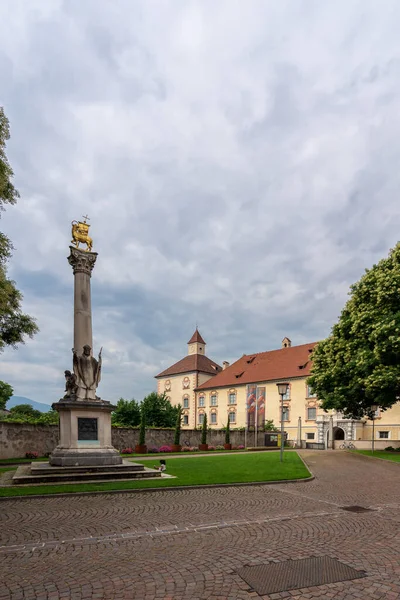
1;0;400;407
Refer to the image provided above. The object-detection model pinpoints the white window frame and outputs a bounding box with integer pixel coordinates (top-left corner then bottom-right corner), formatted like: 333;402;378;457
282;407;290;421
198;413;205;425
210;393;218;406
228;392;236;405
306;384;316;398
378;431;390;439
183;415;189;426
228;411;236;424
210;412;217;424
183;397;189;409
306;432;315;440
198;396;205;407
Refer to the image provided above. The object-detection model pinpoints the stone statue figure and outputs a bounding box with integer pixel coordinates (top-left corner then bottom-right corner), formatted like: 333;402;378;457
64;370;78;399
72;344;102;400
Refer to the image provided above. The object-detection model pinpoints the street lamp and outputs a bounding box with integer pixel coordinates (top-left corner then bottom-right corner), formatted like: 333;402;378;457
277;382;289;463
370;404;378;454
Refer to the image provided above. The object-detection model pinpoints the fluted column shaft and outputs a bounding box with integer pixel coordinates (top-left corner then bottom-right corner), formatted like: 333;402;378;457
67;246;97;355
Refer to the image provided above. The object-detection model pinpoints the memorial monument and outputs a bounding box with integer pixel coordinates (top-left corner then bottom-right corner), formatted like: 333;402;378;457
12;217;161;484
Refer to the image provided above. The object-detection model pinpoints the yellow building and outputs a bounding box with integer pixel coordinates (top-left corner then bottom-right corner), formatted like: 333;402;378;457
155;329;222;428
156;332;400;449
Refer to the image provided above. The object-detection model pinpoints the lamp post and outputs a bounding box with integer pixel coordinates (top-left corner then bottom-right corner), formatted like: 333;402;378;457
277;382;289;463
371;404;378;454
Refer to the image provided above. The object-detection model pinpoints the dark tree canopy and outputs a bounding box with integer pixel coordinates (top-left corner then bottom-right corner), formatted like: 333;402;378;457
140;392;179;428
308;243;400;419
111;398;141;427
0;380;13;410
9;403;42;418
0;107;38;351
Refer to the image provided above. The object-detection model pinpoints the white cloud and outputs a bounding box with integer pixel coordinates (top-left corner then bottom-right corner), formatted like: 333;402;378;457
1;0;400;404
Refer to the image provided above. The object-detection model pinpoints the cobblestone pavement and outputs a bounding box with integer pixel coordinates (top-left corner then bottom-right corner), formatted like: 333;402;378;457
0;451;400;600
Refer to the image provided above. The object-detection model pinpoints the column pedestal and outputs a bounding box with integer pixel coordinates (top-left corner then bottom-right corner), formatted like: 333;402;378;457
50;399;122;467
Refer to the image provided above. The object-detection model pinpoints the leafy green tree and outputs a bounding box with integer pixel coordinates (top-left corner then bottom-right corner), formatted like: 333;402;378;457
201;413;208;445
0;107;38;352
174;405;182;446
308;243;400;418
264;419;279;432
140;392;178;427
9;403;41;418
111;398;141;427
0;380;13;410
225;418;230;444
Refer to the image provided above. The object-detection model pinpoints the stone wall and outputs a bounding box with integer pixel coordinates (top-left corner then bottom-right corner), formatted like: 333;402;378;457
0;422;246;459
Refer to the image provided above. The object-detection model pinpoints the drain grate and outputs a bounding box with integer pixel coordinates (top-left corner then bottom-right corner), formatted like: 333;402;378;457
341;505;374;513
237;556;366;595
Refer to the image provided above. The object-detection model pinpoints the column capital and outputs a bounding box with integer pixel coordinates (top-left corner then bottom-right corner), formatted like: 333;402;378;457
68;246;98;276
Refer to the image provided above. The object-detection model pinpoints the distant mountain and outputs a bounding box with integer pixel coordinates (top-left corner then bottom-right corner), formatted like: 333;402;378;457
7;396;53;413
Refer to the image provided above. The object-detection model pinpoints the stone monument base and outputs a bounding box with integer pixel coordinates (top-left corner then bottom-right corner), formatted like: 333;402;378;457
50;398;122;467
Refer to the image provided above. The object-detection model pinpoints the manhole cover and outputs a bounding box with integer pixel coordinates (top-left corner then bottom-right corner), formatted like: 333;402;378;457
237;556;366;595
341;505;374;513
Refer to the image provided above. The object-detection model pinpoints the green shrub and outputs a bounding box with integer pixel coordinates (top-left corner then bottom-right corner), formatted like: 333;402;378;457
225;419;230;444
174;405;182;446
201;414;208;445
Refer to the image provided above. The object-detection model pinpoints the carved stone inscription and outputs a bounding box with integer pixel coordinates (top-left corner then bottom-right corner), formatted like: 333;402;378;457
78;417;98;441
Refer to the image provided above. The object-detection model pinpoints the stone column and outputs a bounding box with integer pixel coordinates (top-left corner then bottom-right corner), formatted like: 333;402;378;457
297;416;302;448
328;415;334;449
68;246;97;355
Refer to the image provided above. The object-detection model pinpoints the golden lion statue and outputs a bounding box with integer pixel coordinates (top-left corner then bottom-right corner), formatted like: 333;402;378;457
71;220;93;252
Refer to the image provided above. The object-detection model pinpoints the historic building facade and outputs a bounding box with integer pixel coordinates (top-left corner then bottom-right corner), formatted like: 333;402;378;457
156;332;400;448
155;329;222;429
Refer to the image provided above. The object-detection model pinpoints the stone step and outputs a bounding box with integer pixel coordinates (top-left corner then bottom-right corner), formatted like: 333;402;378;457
31;460;144;476
12;465;162;485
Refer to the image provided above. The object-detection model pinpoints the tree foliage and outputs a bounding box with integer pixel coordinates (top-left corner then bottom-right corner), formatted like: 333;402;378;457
264;419;279;432
174;404;182;445
140;392;179;428
0;107;38;352
9;404;42;418
201;413;208;444
308;243;400;418
0;379;13;410
111;398;141;427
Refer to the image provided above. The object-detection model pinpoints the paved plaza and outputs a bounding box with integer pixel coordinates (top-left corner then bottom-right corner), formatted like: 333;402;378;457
0;451;399;599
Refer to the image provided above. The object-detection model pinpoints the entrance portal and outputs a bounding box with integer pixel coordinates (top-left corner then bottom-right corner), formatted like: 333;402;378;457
333;426;345;441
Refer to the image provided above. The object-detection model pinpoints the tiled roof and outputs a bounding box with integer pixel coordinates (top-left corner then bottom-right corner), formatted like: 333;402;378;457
155;354;222;378
196;342;317;390
187;329;206;345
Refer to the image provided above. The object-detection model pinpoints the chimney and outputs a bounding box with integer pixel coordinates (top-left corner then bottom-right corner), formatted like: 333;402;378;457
223;361;230;370
282;337;292;349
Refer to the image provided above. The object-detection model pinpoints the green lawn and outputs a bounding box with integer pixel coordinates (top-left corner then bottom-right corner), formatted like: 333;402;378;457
355;450;400;463
0;451;310;497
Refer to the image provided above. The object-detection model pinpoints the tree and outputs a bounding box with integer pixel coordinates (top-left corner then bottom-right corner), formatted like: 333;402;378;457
0;107;38;352
225;418;230;444
140;392;179;427
0;380;13;410
9;403;42;418
307;243;400;419
174;405;182;446
201;413;208;445
264;419;279;432
111;398;141;427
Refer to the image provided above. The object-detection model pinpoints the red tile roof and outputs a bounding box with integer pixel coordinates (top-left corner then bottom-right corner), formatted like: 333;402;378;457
155;353;222;378
187;329;206;345
196;342;317;390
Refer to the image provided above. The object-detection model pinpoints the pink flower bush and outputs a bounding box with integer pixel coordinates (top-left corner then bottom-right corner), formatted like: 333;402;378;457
159;445;172;453
121;448;133;454
208;445;216;451
25;451;39;459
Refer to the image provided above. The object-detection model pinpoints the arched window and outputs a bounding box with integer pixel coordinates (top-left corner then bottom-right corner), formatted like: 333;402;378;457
198;395;205;407
183;395;190;409
210;391;218;406
228;411;236;424
210;409;217;425
228;389;236;405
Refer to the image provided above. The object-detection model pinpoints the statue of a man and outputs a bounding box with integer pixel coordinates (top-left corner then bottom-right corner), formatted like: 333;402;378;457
72;345;102;400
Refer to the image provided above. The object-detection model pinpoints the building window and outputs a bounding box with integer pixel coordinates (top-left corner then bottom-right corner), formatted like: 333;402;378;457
379;431;389;439
229;392;236;405
198;413;205;425
183;397;189;409
307;407;317;420
228;411;236;424
210;393;218;406
210;412;217;424
183;415;189;425
306;384;316;398
282;386;290;400
282;407;289;421
306;432;315;440
198;395;205;407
